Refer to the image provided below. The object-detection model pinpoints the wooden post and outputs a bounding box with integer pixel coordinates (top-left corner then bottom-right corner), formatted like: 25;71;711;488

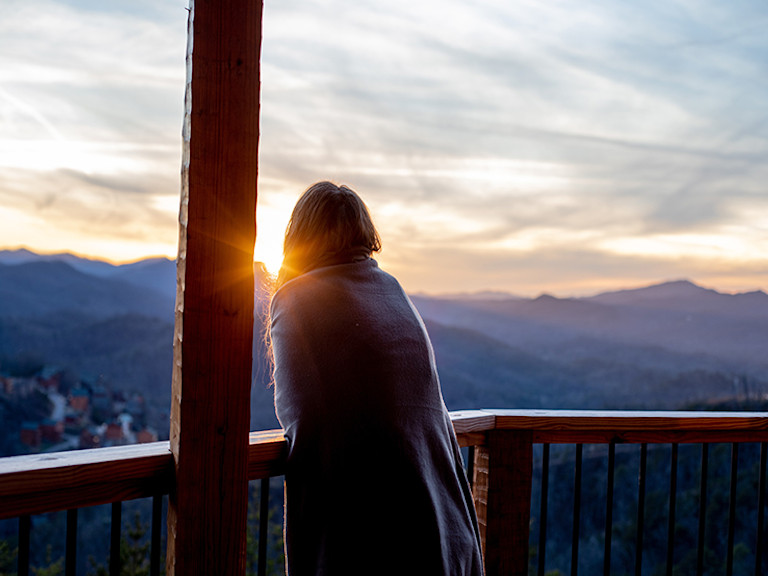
167;0;262;574
473;430;533;576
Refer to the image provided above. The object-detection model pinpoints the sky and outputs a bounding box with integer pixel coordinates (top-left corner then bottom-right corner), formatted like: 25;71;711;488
1;0;767;296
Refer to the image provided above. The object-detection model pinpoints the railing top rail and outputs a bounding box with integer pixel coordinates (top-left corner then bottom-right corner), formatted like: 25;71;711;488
0;441;173;520
451;408;768;431
247;429;288;479
3;410;768;519
486;408;768;430
0;430;287;520
450;409;768;445
0;441;172;477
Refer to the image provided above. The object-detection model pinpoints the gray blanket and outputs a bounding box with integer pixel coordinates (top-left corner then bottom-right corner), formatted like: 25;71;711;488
271;258;483;576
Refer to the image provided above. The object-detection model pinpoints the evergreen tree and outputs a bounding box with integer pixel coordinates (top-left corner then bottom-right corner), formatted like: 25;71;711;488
31;546;62;576
88;513;153;576
0;540;18;576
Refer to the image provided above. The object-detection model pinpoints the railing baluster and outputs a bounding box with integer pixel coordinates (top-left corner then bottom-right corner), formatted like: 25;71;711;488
726;443;738;576
537;443;550;576
18;515;30;576
110;501;122;576
696;443;709;576
467;446;475;490
666;444;678;576
65;508;77;576
258;477;270;576
635;443;647;576
571;444;583;576
756;442;767;576
604;442;615;576
151;494;163;576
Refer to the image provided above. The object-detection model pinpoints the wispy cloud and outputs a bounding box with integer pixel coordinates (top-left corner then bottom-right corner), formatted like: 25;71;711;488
1;0;766;293
0;0;186;260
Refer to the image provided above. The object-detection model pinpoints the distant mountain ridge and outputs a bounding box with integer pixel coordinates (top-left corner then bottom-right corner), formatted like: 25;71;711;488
589;279;768;318
0;259;174;321
1;249;766;419
411;277;768;411
0;248;176;300
3;247;764;303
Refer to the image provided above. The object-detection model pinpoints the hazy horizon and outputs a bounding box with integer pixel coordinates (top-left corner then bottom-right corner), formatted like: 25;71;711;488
2;244;764;300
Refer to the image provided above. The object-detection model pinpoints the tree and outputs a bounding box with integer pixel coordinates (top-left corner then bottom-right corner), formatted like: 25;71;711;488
31;546;62;576
0;539;18;576
88;513;152;576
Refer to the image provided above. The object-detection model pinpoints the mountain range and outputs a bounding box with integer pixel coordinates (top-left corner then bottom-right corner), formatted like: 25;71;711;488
1;248;766;433
412;280;768;411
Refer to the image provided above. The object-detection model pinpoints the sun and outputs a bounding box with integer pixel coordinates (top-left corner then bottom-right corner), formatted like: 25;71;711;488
254;208;288;275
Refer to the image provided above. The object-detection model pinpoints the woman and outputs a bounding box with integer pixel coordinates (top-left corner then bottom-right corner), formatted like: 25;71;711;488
270;182;484;575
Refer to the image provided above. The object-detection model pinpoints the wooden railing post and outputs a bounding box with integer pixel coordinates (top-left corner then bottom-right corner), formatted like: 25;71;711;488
167;0;262;574
473;429;533;576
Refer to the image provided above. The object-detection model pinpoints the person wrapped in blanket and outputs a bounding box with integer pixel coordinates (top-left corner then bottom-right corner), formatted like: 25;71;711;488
269;181;484;576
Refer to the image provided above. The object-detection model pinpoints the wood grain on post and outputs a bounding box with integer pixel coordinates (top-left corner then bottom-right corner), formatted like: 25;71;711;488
473;430;533;576
167;0;262;574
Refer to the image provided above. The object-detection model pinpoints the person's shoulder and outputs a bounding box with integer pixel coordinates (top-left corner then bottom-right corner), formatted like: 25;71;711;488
271;259;375;311
269;271;316;315
365;259;409;294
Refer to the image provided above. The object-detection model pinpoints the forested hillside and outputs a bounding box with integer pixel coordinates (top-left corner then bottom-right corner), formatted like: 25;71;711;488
2;249;766;451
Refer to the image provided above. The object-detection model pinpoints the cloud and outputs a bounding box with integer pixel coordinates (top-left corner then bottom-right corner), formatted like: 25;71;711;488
0;0;185;259
1;4;183;132
0;167;176;230
257;0;768;293
1;0;767;293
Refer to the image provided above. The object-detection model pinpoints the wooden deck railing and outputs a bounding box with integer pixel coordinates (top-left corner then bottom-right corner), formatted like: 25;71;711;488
0;430;285;520
453;409;768;575
2;410;768;575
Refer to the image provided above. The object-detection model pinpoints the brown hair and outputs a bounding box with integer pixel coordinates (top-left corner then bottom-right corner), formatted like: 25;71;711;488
275;181;381;289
